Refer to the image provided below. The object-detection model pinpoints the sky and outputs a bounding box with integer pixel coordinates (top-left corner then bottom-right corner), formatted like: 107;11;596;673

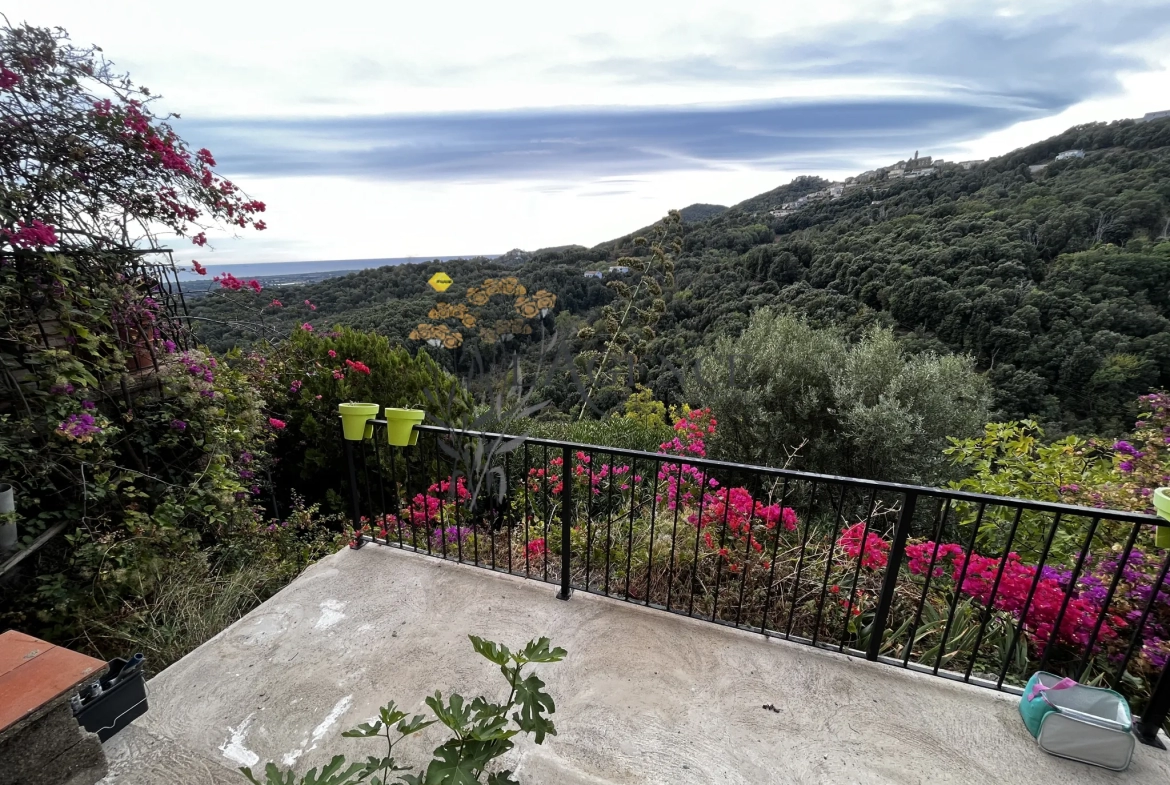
13;1;1170;264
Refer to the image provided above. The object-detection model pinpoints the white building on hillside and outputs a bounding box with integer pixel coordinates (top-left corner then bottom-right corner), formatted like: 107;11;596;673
1056;149;1085;160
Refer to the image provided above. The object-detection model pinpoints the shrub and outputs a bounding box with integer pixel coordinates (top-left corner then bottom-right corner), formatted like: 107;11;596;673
687;308;990;483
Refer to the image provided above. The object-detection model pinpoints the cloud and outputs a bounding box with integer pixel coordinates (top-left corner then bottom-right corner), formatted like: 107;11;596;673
179;99;1028;183
172;1;1170;185
562;3;1170;109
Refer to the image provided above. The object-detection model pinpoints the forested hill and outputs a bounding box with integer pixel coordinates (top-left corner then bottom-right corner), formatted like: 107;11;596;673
191;117;1170;435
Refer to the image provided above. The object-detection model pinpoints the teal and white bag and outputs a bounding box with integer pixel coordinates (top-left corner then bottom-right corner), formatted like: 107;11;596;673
1019;671;1134;771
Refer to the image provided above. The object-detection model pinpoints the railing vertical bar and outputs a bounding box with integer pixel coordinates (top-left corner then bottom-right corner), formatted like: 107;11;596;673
733;512;753;628
688;468;711;618
344;434;364;550
711;469;736;623
625;457;638;601
1136;657;1170;747
604;451;615;596
1037;515;1101;674
523;442;531;579
759;478;790;635
372;433;389;537
964;505;1024;682
428;440;442;558
785;481;821;639
996;511;1064;689
933;502;986;676
503;451;512;575
390;445;404;548
1076;518;1139;680
644;459;662;607
900;497;947;667
585;449;594;591
541;444;551;583
359;438;376;536
558;444;573;600
1113;545;1170;682
665;461;685;612
839;487;878;651
811;485;849;646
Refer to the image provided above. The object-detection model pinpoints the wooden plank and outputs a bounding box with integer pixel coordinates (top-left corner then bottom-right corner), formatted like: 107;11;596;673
0;632;106;732
0;630;49;678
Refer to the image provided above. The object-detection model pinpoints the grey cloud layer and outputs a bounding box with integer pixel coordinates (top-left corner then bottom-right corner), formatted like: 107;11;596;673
178;2;1170;182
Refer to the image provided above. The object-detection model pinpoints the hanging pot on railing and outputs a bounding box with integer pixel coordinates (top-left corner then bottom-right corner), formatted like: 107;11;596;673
384;407;425;447
338;402;380;441
1152;488;1170;548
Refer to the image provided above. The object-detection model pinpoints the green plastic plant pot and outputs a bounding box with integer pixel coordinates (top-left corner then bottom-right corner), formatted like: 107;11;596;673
384;407;425;446
338;402;380;441
1153;488;1170;548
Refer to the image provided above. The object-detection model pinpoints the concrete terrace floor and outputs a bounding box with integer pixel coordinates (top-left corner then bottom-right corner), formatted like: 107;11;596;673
101;545;1170;785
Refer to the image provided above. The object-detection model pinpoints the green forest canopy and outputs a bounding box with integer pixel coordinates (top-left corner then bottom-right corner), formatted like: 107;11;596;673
191;117;1170;439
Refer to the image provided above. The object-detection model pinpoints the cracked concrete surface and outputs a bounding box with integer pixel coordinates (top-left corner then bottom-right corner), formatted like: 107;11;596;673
101;545;1170;784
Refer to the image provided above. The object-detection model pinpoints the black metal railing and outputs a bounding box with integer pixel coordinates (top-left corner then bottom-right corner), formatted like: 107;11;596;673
342;420;1170;747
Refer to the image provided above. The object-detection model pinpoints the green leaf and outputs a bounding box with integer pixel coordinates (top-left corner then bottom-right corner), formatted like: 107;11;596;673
342;720;383;738
511;672;557;743
240;764;291;785
423;739;511;785
516;637;566;665
425;692;471;736
245;755;366;785
396;714;437;736
468;635;511;666
379;701;409;727
486;772;521;785
301;755;369;785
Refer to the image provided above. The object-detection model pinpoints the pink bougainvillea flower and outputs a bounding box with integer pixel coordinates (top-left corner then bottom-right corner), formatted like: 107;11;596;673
191;260;207;275
191;232;207;247
345;358;371;375
304;299;317;311
269;299;282;308
301;322;313;331
268;418;286;429
3;219;58;249
327;349;337;358
0;67;22;90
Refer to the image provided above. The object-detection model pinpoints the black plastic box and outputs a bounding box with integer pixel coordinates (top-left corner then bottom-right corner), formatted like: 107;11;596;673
74;657;148;742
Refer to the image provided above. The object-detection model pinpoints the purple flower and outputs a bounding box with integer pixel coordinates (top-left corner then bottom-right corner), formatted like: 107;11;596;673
56;413;101;442
50;383;75;395
1119;460;1134;473
170;419;187;431
1114;440;1137;456
81;400;95;410
239;452;253;464
239;469;254;479
164;340;177;354
430;525;472;547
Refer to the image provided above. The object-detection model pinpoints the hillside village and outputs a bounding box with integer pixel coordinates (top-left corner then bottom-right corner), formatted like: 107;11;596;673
767;151;985;219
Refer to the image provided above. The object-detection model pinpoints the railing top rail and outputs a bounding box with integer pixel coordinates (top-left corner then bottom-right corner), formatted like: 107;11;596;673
359;420;1164;527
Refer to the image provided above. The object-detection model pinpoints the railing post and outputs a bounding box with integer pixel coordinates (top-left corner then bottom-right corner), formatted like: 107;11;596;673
866;490;917;661
557;444;573;600
345;437;365;550
1136;658;1170;748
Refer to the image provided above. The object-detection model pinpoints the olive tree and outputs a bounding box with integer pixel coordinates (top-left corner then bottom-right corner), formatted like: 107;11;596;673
687;308;991;483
